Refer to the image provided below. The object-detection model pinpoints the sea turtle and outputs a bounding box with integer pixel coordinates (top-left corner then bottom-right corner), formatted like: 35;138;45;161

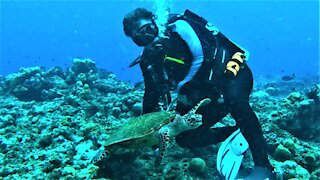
91;98;211;165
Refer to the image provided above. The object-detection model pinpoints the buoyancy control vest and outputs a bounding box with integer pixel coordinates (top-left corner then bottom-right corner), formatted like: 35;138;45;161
167;10;248;80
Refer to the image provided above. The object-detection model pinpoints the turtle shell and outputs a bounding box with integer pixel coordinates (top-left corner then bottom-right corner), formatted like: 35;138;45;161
103;111;175;148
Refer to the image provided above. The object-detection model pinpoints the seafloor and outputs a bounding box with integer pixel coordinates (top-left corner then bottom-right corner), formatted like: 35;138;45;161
0;58;319;179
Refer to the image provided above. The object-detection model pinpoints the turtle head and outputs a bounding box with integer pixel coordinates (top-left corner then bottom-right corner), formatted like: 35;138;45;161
172;98;210;134
185;113;202;128
172;113;202;135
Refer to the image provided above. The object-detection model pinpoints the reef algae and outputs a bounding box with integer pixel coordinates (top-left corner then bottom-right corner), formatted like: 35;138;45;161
0;58;319;179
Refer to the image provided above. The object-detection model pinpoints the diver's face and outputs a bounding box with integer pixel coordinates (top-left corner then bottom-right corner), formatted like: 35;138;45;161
131;19;158;47
139;19;153;29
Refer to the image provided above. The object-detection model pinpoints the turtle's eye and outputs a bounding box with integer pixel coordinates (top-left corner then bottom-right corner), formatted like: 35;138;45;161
187;117;196;126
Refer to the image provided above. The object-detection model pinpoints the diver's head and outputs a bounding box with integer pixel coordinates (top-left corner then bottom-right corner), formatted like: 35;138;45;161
123;8;159;47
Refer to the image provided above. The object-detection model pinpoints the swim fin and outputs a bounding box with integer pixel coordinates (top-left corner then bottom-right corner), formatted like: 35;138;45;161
217;129;249;180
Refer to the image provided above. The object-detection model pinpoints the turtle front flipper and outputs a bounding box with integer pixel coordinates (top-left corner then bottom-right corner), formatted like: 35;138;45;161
91;146;110;164
189;98;211;115
159;126;172;174
159;127;171;165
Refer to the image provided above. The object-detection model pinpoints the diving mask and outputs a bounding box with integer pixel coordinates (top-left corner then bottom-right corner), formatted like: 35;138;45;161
133;22;158;46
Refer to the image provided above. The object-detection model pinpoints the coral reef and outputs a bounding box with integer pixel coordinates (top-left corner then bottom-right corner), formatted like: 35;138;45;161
271;91;320;141
0;59;319;179
274;160;310;179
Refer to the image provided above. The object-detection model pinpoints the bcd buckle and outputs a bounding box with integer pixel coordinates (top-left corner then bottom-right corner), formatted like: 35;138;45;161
224;52;245;76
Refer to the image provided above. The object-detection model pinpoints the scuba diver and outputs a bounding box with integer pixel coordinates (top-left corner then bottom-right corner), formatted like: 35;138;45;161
123;8;276;179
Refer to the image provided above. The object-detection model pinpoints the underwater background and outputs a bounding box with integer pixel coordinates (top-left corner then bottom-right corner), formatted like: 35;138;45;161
0;0;320;179
1;0;319;82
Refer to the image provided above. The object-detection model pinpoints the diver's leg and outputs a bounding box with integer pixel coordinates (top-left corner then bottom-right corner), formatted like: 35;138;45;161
223;64;272;170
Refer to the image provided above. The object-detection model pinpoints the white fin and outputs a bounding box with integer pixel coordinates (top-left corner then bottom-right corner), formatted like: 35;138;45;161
217;129;249;180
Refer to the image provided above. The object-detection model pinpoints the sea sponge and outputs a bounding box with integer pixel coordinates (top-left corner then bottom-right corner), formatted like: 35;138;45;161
298;150;319;173
274;144;291;161
188;157;207;173
38;134;53;148
283;139;297;152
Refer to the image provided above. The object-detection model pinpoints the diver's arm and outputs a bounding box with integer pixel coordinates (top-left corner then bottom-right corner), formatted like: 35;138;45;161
170;20;204;93
140;61;160;114
139;44;168;114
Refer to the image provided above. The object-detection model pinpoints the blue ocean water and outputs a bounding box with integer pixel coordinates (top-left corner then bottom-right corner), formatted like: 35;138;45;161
0;0;319;83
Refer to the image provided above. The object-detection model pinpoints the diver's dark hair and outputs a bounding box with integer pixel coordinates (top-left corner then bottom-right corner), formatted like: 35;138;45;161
123;8;153;37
